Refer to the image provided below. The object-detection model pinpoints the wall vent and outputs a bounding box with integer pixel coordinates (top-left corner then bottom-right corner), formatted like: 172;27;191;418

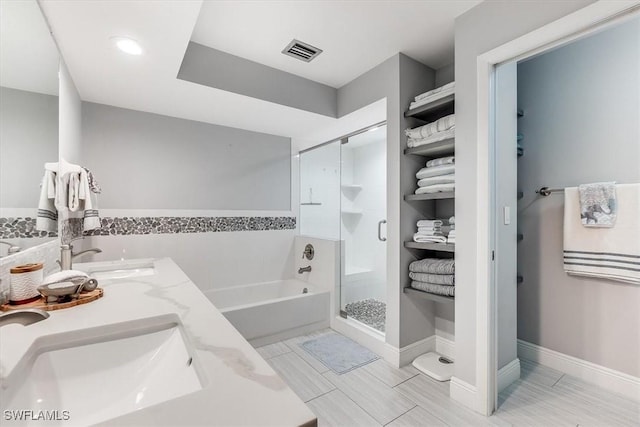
282;39;322;62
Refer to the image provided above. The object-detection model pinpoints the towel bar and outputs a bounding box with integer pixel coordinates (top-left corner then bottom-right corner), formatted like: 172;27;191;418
536;186;564;196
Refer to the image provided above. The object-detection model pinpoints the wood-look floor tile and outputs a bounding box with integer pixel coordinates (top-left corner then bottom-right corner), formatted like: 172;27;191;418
268;352;335;402
323;368;415;425
256;341;291;359
519;359;564;387
306;389;381;427
360;359;419;388
386;405;449;427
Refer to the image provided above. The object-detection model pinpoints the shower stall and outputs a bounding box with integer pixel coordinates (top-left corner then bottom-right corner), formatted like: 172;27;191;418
299;123;387;335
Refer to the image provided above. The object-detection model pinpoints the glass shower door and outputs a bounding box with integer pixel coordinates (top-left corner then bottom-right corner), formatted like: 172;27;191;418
340;124;387;335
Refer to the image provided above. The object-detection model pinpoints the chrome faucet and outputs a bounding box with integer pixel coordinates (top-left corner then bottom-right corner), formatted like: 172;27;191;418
0;240;21;256
60;244;102;270
298;265;312;274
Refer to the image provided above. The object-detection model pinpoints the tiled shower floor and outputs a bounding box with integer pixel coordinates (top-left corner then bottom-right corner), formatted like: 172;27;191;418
345;298;386;332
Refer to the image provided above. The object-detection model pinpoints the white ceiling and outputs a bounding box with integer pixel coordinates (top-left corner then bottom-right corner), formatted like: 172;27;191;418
39;0;479;140
0;0;59;95
192;1;480;88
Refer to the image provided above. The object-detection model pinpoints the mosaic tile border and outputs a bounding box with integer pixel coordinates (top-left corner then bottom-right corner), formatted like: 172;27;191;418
0;217;58;239
3;216;296;241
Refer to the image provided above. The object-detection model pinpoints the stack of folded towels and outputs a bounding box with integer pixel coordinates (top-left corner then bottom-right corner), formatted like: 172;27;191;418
447;216;455;244
414;219;446;243
405;114;455;149
415;156;455;194
409;258;455;297
409;81;455;111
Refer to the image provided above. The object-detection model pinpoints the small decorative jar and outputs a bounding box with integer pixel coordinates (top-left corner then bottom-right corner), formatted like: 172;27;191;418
9;263;43;305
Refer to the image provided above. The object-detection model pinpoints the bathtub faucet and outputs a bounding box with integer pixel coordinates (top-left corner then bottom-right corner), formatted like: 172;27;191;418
298;265;312;274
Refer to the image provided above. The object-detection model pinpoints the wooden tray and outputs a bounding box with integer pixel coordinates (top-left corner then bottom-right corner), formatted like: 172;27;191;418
0;288;104;312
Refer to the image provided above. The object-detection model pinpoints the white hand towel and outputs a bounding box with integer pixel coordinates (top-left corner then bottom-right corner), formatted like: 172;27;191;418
79;169;101;231
416;164;455;180
36;170;58;232
417;173;455;187
417;220;443;228
563;184;640;284
415;183;455;194
413;233;447;243
68;172;82;212
426;156;455;168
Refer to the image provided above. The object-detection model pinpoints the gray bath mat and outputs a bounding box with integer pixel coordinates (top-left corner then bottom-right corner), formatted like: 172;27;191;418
300;334;379;374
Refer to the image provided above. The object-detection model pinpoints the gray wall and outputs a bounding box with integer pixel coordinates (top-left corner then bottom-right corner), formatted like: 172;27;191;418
82;102;291;210
0;87;58;208
435;63;455;87
336;53;438;349
454;0;596;390
517;17;640;377
179;42;337;118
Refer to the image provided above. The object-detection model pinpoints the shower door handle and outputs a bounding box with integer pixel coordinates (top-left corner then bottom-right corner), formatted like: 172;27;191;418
378;220;387;242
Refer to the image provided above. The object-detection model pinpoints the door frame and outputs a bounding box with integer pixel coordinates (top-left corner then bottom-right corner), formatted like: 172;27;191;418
478;0;640;415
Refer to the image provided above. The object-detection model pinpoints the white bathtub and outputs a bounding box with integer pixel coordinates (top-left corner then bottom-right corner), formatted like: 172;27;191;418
204;279;330;345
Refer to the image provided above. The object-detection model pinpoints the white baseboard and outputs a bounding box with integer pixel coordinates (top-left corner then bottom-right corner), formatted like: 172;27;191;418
497;358;520;393
450;376;479;411
394;335;436;367
518;339;640;401
436;335;455;360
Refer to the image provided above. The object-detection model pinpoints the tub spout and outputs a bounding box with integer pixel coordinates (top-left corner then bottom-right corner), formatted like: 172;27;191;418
298;266;312;274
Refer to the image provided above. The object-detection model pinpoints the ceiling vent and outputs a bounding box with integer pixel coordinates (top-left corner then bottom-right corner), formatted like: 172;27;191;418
282;39;322;63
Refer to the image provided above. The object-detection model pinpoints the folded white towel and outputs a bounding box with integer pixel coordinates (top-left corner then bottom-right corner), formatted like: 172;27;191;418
415;183;455;194
417;219;443;228
414;82;455;102
417;173;455;187
36;170;58;232
416;164;455;180
426;156;455;168
413;233;447;243
418;227;441;233
405;115;455;139
564;184;640;285
415;230;443;236
407;128;455;149
447;236;456;244
410;82;455;110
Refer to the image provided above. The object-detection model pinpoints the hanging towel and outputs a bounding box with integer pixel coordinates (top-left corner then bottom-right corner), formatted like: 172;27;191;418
417;174;455;187
83;167;102;194
415;183;455;194
407;128;455;148
411;281;455;297
563;184;640;285
409;272;454;286
36;170;58;232
578;182;617;227
416;164;455;180
79;169;101;231
426;156;455;168
409;258;454;274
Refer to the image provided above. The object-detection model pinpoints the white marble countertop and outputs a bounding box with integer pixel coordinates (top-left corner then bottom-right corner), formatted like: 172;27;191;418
0;258;316;426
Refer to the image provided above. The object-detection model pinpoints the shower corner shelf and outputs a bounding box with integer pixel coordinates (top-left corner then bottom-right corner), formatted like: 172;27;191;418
404;241;455;253
405;192;455;201
404;138;455;158
403;287;454;304
341;209;363;215
341;184;363;190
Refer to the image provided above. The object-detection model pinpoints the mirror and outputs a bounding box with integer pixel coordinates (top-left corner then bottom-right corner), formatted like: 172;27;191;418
0;0;60;255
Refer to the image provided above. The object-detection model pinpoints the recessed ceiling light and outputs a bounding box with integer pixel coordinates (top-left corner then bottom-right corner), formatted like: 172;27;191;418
111;37;143;55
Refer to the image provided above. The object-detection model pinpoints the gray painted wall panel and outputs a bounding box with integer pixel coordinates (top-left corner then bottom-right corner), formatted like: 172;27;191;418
0;87;58;208
517;17;640;376
82;102;291;210
454;0;596;387
435;63;455;87
179;42;337;118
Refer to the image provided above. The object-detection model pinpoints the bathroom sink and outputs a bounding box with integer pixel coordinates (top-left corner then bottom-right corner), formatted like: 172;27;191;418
0;315;204;426
87;260;155;281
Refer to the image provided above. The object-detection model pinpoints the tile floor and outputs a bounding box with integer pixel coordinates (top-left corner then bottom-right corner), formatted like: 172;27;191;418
257;329;640;427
